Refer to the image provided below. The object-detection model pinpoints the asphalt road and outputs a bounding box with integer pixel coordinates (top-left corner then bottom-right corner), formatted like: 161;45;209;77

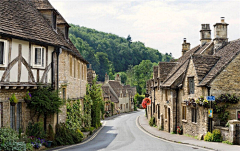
58;110;206;151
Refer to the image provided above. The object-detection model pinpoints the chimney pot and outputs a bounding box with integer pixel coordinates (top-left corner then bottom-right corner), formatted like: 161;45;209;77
221;17;225;23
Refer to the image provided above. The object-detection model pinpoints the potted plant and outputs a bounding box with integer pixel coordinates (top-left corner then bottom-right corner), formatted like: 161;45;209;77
203;99;209;108
23;91;31;104
9;93;18;106
177;126;183;135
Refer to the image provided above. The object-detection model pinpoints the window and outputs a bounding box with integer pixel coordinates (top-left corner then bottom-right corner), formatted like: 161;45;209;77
158;104;160;119
62;88;66;100
237;110;240;120
74;59;76;78
65;26;69;39
120;104;122;110
10;105;15;129
188;77;194;94
70;57;72;76
0;41;4;64
78;62;80;79
165;90;168;101
192;108;197;123
52;13;57;30
82;64;84;80
16;103;22;131
182;106;186;120
33;47;45;67
0;103;2;128
126;103;128;109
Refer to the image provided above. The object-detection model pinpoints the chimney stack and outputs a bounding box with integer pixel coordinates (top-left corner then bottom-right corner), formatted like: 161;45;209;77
213;17;228;50
115;74;121;84
105;73;109;83
200;24;211;46
182;38;190;56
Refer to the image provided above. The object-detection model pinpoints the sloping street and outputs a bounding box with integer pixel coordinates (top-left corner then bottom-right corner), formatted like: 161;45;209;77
57;110;206;151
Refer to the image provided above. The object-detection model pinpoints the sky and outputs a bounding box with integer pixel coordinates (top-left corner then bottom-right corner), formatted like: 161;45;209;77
49;0;240;58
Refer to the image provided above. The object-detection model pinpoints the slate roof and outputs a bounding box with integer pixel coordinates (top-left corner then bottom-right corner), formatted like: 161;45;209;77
102;85;119;103
199;39;240;86
192;55;220;82
0;0;88;63
108;81;123;97
158;62;177;82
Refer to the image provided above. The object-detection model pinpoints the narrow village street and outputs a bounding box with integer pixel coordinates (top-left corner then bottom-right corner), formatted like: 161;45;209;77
56;110;206;151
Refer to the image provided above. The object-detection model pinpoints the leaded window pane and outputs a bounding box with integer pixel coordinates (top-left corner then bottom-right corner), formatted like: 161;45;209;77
35;48;41;65
0;42;4;64
16;103;22;131
10;105;15;129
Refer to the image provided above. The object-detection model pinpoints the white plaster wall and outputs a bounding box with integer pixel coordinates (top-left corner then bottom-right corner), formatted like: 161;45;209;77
48;69;51;83
39;70;44;81
20;64;28;82
12;39;29;60
10;64;18;82
31;69;37;82
0;71;4;80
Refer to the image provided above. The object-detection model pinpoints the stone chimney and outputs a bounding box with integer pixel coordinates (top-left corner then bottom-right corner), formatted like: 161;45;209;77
115;74;121;84
182;38;190;56
200;24;211;46
213;17;229;50
104;73;109;83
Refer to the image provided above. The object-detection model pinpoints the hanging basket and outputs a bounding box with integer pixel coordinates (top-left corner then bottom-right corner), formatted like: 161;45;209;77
24;98;31;104
10;102;16;106
141;100;147;109
144;98;151;105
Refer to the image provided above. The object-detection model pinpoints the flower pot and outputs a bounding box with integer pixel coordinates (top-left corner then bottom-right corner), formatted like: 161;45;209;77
46;141;52;148
24;98;31;104
10;102;16;106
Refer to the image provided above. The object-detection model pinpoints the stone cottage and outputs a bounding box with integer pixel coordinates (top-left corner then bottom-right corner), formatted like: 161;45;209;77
0;0;88;131
146;17;240;140
102;74;136;114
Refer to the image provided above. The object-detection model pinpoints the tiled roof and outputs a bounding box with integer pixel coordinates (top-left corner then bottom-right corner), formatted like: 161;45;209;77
0;0;62;46
199;39;240;86
102;85;119;103
192;55;220;83
108;81;123;97
0;0;88;63
158;62;177;82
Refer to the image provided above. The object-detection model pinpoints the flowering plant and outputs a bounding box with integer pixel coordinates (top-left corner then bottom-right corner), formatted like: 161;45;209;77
29;136;46;149
177;126;182;135
24;91;32;100
9;93;18;106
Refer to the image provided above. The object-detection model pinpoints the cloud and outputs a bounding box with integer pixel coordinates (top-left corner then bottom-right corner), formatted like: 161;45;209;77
49;0;240;58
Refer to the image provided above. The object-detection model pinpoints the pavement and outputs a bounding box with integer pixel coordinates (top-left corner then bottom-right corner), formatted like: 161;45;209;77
138;112;240;151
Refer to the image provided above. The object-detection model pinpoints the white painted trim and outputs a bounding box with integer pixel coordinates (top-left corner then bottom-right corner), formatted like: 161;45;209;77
32;45;46;69
0;39;8;67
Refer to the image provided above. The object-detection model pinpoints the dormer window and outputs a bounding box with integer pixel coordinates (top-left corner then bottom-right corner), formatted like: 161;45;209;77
32;46;45;68
52;12;57;30
65;26;69;39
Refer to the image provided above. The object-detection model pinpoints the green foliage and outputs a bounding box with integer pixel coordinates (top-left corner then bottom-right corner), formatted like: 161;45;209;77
66;99;83;130
134;93;145;107
69;24;173;82
26;122;46;139
204;132;213;142
26;142;33;151
54;123;83;146
27;87;63;121
47;124;54;141
0;127;18;142
213;94;240;125
222;140;233;145
23;91;31;100
85;77;104;128
9;93;18;103
0;140;26;151
83;85;92;128
204;130;222;142
170;131;176;134
149;117;155;126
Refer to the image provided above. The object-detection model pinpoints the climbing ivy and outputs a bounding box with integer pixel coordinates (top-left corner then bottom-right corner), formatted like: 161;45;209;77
213;94;240;124
66;99;83;130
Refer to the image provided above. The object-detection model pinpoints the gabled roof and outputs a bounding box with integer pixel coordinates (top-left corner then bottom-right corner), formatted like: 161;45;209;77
27;0;55;10
102;84;119;103
192;55;220;83
158;62;177;82
108;81;123;97
0;0;62;46
199;39;240;86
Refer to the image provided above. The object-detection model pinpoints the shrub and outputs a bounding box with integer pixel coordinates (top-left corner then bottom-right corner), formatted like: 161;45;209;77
47;124;54;141
212;129;222;142
149;117;155;126
222;140;233;145
204;132;213;142
0;141;26;151
9;93;18;103
26;122;46;139
26;142;33;151
0;127;19;142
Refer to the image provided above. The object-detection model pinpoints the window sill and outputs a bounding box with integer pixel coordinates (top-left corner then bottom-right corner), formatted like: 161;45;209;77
165;119;167;122
32;65;45;69
192;122;197;125
182;120;187;123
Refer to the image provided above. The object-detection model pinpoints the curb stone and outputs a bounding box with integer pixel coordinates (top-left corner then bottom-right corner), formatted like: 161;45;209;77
137;116;215;151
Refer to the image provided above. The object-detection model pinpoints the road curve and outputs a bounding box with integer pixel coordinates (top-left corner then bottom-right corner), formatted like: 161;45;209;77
57;110;206;151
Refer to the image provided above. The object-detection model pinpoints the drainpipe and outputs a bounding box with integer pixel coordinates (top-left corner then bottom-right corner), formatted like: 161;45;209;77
175;88;179;133
56;48;61;124
207;86;212;132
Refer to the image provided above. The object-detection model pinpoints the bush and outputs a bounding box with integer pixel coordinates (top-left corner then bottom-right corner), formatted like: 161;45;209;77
26;142;33;151
222;140;233;145
212;129;222;142
54;123;83;146
149;117;155;126
0;127;19;142
204;132;213;142
26;122;46;139
0;141;26;151
47;124;54;141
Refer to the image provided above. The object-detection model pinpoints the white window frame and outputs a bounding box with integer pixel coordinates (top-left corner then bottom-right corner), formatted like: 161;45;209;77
0;39;8;67
32;45;45;68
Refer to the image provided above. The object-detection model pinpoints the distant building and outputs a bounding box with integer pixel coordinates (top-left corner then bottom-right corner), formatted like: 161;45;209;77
102;74;136;114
